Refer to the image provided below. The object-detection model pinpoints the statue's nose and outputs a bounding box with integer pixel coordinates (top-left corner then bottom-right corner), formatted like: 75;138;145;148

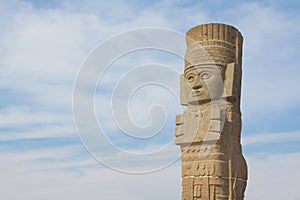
192;76;202;89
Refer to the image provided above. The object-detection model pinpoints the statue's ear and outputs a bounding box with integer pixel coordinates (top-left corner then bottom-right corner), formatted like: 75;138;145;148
180;74;189;106
222;63;242;100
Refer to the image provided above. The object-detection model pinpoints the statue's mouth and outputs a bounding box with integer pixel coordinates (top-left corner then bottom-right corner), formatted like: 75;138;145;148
192;90;202;97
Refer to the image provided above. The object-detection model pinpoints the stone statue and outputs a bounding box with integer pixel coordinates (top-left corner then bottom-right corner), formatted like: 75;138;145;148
175;23;248;200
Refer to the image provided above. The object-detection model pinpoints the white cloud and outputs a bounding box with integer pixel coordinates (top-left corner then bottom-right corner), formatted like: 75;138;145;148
231;3;300;117
0;147;299;200
0;159;182;200
0;106;70;126
0;105;74;141
1;0;298;137
246;153;300;200
242;131;300;146
0;141;182;199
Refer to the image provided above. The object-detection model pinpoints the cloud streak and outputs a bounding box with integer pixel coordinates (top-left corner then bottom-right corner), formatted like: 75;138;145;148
243;131;300;146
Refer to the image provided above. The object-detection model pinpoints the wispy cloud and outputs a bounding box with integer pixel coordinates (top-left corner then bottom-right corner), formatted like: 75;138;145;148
243;131;300;146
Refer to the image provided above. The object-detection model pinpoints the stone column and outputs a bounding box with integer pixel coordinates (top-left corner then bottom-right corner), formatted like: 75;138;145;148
175;23;247;200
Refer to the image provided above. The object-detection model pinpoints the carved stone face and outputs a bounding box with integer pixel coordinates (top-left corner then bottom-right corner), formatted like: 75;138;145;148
185;66;224;104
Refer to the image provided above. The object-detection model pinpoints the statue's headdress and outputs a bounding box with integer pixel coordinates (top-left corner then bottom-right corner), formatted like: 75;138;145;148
184;23;243;73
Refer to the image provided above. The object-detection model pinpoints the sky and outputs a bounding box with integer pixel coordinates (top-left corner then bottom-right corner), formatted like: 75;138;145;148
0;0;300;199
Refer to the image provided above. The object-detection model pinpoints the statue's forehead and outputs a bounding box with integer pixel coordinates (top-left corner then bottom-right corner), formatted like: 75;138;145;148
185;65;219;74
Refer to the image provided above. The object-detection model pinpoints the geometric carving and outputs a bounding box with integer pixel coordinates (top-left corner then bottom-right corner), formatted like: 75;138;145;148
175;23;248;200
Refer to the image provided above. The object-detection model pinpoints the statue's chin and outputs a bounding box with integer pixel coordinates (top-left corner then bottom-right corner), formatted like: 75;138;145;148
188;95;224;105
188;98;211;105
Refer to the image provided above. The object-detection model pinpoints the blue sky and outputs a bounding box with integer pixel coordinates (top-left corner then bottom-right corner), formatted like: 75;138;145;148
0;0;300;199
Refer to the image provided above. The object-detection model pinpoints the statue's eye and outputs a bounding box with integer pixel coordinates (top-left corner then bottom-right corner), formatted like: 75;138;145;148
187;75;194;82
200;71;211;79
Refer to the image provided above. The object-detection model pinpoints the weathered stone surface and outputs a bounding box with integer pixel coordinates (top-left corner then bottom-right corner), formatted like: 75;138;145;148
175;23;247;200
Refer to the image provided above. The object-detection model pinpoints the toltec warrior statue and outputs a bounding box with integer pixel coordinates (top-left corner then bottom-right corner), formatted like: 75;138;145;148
175;23;248;200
